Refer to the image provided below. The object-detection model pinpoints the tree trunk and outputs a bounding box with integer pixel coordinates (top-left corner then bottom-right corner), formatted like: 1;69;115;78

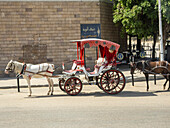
152;33;157;60
163;22;170;49
137;36;141;57
129;35;132;53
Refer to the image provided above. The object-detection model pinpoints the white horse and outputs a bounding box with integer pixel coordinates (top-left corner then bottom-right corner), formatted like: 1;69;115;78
5;60;55;96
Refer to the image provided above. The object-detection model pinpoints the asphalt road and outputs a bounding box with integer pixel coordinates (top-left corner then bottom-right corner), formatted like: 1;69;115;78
0;76;170;128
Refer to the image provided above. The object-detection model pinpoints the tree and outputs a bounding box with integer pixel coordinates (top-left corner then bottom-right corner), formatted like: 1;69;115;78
162;0;170;24
113;0;170;59
113;0;159;38
162;0;170;48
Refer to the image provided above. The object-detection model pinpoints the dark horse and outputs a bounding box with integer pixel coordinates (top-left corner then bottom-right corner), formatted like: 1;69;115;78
130;60;170;91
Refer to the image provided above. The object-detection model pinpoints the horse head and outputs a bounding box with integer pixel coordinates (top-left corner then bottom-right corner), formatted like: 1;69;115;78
5;60;15;74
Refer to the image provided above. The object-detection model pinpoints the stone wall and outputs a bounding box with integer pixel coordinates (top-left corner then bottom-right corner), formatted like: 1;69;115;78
0;1;127;77
100;2;127;52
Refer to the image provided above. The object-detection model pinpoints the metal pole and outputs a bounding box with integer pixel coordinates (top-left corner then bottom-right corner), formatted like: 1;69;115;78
17;77;20;92
158;0;164;61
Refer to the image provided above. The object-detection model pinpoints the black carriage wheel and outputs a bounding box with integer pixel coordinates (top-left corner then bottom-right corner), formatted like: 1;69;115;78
64;77;83;96
97;75;104;90
59;79;65;92
100;70;126;95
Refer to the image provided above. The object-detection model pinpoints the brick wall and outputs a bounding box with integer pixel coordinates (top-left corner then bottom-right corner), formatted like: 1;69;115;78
0;1;126;77
100;2;127;52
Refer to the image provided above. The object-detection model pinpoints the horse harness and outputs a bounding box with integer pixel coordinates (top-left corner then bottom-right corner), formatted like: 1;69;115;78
141;61;150;73
141;61;170;75
5;61;15;72
17;63;53;78
16;63;27;78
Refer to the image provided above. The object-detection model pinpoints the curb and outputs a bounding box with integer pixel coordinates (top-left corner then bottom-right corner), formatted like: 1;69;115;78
0;75;164;90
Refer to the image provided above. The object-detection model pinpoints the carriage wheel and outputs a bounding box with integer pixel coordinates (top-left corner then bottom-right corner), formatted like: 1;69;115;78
59;79;65;92
100;70;126;94
64;77;83;96
97;82;103;90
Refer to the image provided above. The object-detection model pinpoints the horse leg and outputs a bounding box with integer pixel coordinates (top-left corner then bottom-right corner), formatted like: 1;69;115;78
163;79;168;90
154;74;156;85
162;75;168;90
46;77;51;95
131;73;134;86
168;75;170;91
23;75;32;96
144;73;149;91
49;78;54;95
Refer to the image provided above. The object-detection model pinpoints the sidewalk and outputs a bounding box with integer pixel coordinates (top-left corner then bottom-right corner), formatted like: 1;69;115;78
0;65;164;89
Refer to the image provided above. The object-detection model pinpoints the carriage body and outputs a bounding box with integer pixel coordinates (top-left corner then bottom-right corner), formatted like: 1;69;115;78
59;38;126;95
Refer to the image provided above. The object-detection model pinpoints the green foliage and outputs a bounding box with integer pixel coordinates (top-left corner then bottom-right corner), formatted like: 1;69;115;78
113;0;169;39
162;0;170;24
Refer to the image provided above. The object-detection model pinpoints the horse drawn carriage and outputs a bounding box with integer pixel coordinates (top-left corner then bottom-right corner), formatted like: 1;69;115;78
58;39;126;95
5;39;126;96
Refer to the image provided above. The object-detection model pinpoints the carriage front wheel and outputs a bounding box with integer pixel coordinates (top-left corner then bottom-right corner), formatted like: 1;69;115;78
59;79;65;92
64;77;83;96
100;70;126;94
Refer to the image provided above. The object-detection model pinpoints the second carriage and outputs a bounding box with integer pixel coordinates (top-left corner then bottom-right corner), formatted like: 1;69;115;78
59;38;126;96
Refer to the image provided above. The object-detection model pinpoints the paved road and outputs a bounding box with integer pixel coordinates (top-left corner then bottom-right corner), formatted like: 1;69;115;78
0;69;170;128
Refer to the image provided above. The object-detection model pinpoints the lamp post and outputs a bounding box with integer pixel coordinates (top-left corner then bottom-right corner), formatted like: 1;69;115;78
158;0;164;61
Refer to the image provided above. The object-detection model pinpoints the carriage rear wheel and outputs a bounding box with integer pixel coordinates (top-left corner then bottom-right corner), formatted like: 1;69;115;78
59;79;65;92
100;70;126;94
64;77;83;96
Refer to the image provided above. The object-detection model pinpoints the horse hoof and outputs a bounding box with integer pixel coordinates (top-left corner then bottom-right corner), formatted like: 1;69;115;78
47;93;50;95
28;95;31;97
51;93;53;96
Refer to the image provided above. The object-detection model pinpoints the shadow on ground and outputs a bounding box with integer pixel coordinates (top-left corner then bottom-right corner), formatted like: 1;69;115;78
28;91;157;99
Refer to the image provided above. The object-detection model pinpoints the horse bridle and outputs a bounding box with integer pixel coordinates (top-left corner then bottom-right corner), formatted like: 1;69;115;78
5;62;15;72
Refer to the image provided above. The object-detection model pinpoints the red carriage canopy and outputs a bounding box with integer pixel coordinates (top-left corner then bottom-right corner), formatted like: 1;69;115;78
71;38;120;52
71;38;120;63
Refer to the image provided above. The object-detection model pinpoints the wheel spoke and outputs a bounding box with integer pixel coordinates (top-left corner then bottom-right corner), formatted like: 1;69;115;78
100;70;126;94
64;77;83;96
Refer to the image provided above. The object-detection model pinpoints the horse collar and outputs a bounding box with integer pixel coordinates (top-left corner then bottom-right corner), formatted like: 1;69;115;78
20;63;27;75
